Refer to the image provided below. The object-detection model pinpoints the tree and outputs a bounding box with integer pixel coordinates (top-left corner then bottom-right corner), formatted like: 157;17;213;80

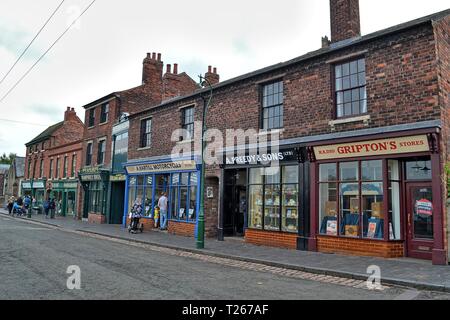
0;153;16;165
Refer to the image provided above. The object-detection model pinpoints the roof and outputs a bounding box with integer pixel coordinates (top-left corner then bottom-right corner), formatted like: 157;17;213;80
25;121;64;146
14;157;25;178
130;8;450;118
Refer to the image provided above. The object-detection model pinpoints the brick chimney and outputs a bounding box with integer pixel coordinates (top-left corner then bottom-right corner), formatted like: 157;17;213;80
64;107;77;122
204;66;220;86
162;62;199;101
142;52;163;87
330;0;361;43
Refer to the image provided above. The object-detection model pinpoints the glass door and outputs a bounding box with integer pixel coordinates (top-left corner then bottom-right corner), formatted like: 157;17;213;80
406;183;433;260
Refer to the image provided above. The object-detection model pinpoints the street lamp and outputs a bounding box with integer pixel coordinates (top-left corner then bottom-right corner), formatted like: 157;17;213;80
196;75;213;249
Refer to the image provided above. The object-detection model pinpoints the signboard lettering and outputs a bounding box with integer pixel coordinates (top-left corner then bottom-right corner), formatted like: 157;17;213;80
126;160;197;174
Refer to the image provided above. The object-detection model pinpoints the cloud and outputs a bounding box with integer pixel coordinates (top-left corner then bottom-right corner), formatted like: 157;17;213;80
0;21;42;60
24;104;62;122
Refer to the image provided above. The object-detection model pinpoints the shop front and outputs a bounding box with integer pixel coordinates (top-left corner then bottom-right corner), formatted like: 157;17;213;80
21;179;46;213
124;156;201;237
78;167;109;224
309;132;446;264
220;146;310;250
48;180;78;217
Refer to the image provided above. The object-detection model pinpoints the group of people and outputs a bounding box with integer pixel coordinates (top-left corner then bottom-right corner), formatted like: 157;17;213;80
6;195;57;219
129;192;168;233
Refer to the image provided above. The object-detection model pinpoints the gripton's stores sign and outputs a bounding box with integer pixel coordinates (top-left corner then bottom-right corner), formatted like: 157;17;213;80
314;135;430;160
127;160;197;174
225;149;296;165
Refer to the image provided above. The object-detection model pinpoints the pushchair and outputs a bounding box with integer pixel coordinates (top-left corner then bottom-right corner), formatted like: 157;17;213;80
128;214;144;233
12;202;26;216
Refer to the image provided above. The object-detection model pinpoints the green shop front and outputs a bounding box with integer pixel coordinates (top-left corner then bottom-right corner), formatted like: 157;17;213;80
21;179;46;213
78;167;110;223
47;180;78;217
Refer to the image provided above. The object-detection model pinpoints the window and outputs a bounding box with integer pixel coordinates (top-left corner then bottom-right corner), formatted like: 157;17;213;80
335;58;367;118
27;160;32;179
182;107;194;140
100;103;109;123
86;143;93;166
63;156;68;178
169;172;197;222
97;139;106;165
41;142;45;150
33;160;37;179
71;155;77;177
39;159;44;178
262;81;283;130
140;118;152;148
88;181;105;214
113;132;128;172
319;161;384;239
49;159;54;179
56;158;60;179
88;108;95;127
248;165;299;233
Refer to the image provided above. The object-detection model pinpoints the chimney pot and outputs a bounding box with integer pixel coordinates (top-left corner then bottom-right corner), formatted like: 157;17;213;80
71;108;75;111
208;65;212;73
66;106;70;111
166;64;172;74
173;63;178;74
152;52;156;60
147;53;151;58
213;67;217;74
157;53;161;61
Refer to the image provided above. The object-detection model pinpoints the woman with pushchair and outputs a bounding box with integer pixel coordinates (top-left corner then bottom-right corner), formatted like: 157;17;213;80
128;198;144;234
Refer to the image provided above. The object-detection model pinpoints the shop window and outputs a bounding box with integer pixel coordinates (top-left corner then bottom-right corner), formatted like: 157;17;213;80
406;160;432;180
262;81;283;130
388;160;401;240
319;161;385;239
182;107;194;140
89;181;105;214
100;103;109;123
169;172;197;222
248;165;299;233
144;176;153;217
335;58;367;118
127;177;137;214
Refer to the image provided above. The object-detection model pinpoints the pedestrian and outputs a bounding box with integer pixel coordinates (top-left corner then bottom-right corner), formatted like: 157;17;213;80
153;205;160;228
49;198;56;219
129;198;143;234
24;195;31;215
158;192;168;230
43;199;50;218
7;196;14;214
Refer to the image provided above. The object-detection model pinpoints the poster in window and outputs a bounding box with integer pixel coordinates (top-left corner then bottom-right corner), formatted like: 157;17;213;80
326;220;337;235
367;221;377;238
179;208;185;218
345;225;359;237
188;209;194;219
415;199;433;217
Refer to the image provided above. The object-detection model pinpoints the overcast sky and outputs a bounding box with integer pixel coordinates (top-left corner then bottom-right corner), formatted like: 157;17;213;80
0;0;448;156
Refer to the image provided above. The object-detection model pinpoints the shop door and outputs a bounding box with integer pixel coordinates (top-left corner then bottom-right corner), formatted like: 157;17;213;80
110;182;125;224
406;183;434;260
223;169;247;237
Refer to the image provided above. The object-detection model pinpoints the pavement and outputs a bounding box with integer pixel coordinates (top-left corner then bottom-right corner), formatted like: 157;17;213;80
1;208;450;293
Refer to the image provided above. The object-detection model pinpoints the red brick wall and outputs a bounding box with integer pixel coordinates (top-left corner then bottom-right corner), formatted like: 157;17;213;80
317;236;405;258
168;220;196;237
245;229;298;249
126;217;155;231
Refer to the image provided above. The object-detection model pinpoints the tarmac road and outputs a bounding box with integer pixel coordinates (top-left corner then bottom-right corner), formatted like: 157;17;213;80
1;216;449;300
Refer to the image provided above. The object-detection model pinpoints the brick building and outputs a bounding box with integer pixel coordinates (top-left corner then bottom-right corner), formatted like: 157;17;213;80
23;107;84;215
78;53;198;224
0;164;10;204
4;157;25;199
121;0;450;265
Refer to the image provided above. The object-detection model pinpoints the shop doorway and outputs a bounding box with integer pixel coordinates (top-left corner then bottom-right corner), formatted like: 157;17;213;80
223;169;247;237
406;183;433;260
110;182;125;224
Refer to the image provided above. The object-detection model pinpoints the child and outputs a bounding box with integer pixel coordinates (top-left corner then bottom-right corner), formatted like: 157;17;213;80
154;206;160;228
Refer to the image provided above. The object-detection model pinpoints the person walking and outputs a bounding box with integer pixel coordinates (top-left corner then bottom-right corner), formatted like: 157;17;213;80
43;199;50;218
49;198;56;219
158;192;168;230
7;196;14;214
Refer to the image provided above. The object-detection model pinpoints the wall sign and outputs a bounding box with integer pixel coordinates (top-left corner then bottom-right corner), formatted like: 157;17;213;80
110;174;126;182
80;174;102;182
22;182;32;189
313;135;429;160
33;181;45;189
415;199;433;216
126;160;197;174
225;149;297;166
207;186;214;198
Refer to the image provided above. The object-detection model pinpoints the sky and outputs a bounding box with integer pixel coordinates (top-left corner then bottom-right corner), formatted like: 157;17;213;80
0;0;448;156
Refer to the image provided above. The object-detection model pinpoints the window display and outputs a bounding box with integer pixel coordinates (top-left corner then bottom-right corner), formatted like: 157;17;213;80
248;185;263;229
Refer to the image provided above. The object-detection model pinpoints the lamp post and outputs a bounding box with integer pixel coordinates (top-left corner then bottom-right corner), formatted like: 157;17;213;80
196;75;213;249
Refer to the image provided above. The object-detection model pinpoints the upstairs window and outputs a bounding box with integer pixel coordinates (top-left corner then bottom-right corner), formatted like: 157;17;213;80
140;118;152;148
262;81;283;130
97;139;106;165
39;159;44;178
55;158;60;179
335;58;367;118
49;159;54;179
71;155;77;177
63;156;68;178
88;108;95;127
182;107;194;140
100;103;109;123
86;143;93;166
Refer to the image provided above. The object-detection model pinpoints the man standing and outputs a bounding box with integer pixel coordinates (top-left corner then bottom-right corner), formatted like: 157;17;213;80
158;192;168;230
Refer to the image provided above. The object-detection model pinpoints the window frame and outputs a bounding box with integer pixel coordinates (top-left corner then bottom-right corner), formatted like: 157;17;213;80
181;107;195;140
140;118;152;148
333;57;367;119
71;154;77;177
86;142;93;166
97;138;106;165
63;156;68;178
88;108;95;127
260;79;284;130
100;103;109;124
49;159;54;179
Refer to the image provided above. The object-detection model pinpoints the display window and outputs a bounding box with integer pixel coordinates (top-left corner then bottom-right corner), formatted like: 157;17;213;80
88;181;105;214
248;165;299;233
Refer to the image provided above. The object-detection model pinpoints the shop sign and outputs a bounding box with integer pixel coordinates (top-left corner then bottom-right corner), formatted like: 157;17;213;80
22;182;32;189
80;167;101;174
80;174;102;182
314;135;429;160
225;149;297;166
33;181;45;189
110;174;126;182
126;160;197;174
64;182;78;189
415;199;433;216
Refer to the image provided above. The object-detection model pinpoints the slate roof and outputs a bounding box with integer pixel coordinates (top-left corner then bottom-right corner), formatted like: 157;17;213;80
14;157;25;178
25;121;64;146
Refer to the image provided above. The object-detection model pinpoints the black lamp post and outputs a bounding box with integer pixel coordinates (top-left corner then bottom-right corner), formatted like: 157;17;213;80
196;75;213;249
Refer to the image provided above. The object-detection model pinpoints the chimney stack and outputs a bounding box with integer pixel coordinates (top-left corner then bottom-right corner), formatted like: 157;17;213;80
173;63;178;75
166;64;172;74
142;51;163;87
205;65;220;85
64;106;77;121
330;0;361;43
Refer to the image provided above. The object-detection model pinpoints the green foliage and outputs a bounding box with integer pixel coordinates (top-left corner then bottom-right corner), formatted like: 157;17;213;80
0;153;16;165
